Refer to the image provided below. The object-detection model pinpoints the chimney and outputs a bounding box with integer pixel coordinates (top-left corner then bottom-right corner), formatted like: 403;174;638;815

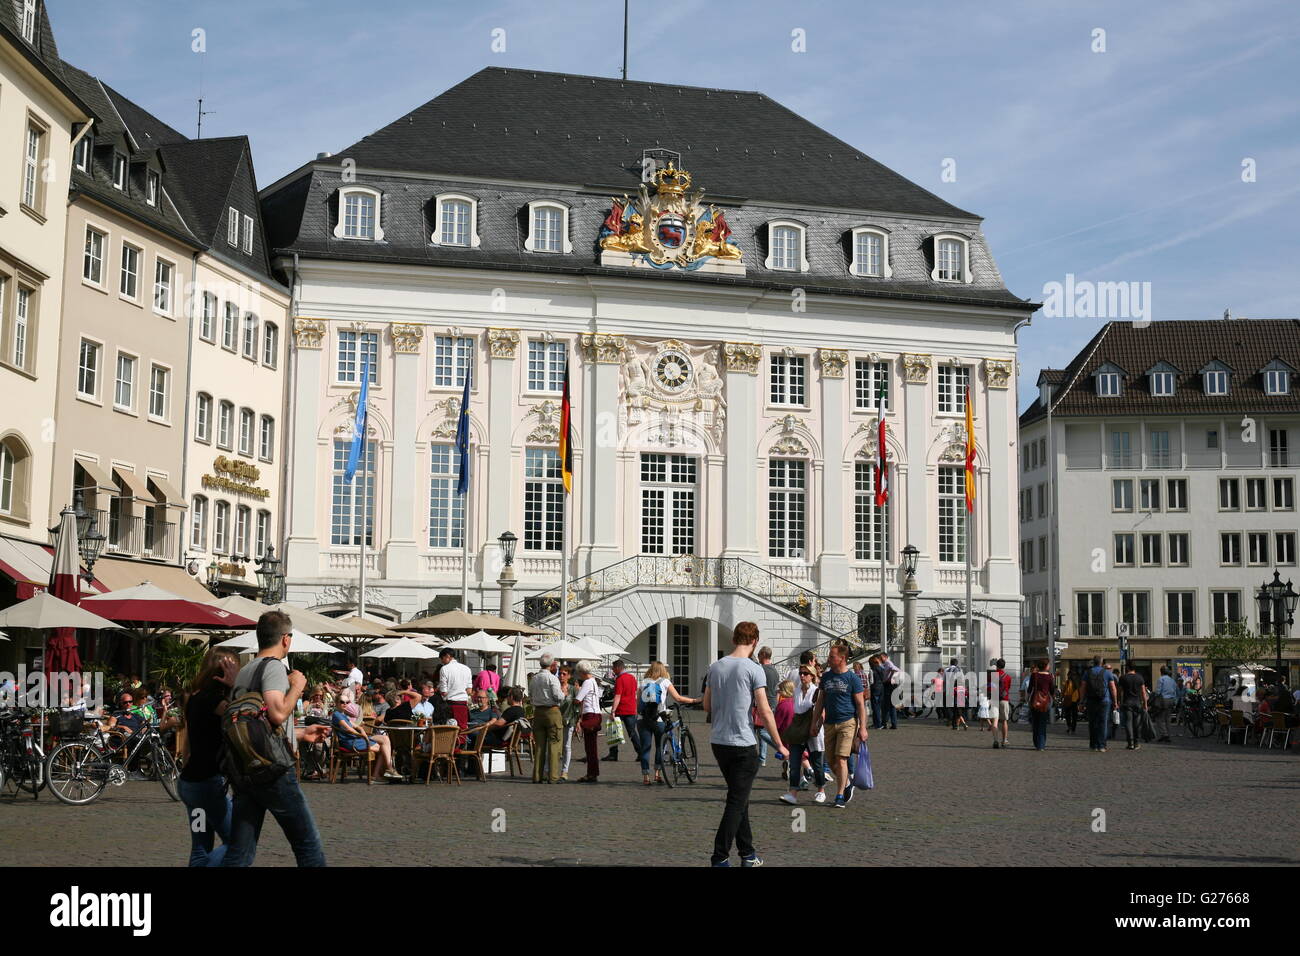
316;151;333;160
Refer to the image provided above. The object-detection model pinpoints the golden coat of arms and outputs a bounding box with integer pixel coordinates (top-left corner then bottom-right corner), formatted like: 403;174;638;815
599;164;742;270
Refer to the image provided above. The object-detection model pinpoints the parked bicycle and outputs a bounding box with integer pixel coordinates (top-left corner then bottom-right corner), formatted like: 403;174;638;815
0;710;46;798
658;702;698;787
1172;691;1222;739
45;718;180;806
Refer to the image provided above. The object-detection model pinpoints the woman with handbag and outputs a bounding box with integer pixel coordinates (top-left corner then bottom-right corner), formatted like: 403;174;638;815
573;663;604;783
637;661;697;786
779;666;827;805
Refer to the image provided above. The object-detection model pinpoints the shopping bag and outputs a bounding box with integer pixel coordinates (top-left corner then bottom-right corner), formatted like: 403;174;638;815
602;714;626;747
1140;709;1156;743
852;740;874;790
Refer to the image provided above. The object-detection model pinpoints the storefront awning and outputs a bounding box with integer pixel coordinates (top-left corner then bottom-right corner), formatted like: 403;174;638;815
91;556;214;603
147;474;186;510
112;467;152;502
0;536;100;599
75;458;117;495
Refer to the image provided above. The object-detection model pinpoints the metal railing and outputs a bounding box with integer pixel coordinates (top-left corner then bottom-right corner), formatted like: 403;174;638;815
515;554;864;638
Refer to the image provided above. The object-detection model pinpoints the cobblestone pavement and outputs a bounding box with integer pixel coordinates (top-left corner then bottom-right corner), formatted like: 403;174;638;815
4;717;1296;867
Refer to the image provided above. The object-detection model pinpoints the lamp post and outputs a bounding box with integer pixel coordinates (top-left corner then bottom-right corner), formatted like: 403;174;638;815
1255;570;1298;677
78;520;106;584
901;544;921;695
205;559;220;591
255;545;281;605
497;531;518;621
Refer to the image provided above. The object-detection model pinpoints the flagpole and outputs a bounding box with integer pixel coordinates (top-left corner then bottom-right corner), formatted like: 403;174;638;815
965;508;973;670
560;476;569;642
461;441;471;611
357;455;367;619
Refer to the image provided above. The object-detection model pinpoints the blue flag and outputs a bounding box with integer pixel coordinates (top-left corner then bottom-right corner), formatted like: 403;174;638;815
344;352;370;483
455;362;471;495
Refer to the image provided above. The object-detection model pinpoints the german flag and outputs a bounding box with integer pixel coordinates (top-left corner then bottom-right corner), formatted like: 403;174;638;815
559;358;573;494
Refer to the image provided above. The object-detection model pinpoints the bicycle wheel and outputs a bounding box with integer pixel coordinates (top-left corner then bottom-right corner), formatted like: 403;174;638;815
1199;710;1220;739
16;742;45;794
680;727;698;783
154;746;180;801
659;733;677;788
46;741;109;806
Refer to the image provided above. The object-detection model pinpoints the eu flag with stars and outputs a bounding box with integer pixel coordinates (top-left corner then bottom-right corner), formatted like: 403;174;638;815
344;352;370;483
455;363;471;495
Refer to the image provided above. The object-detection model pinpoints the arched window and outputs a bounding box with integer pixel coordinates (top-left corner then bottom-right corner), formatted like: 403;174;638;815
190;495;208;550
850;226;892;278
931;234;971;283
0;434;31;519
765;221;808;273
432;193;480;248
333;186;385;241
525;200;571;254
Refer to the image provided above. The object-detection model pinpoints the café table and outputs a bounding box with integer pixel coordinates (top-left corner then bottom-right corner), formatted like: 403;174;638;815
376;723;426;782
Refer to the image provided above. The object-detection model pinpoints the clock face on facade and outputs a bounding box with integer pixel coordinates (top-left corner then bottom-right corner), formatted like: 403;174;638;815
654;349;693;392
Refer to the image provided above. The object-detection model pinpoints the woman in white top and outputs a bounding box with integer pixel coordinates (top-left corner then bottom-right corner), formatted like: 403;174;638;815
781;665;827;805
636;661;698;786
573;663;605;783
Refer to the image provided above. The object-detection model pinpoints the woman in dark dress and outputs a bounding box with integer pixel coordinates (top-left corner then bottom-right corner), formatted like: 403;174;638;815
179;649;239;867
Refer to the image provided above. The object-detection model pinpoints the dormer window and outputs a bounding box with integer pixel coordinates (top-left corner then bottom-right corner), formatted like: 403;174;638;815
1093;361;1126;397
525;200;570;254
1145;361;1179;397
73;134;92;172
1205;371;1228;395
334;187;384;241
146;170;159;207
850;227;892;278
432;194;480;248
765;221;808;273
932;235;971;282
242;214;254;254
112;152;127;191
1262;360;1294;396
227;207;239;246
21;0;36;43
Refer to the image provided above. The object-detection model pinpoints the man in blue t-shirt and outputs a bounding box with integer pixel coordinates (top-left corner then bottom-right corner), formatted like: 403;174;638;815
1084;656;1119;752
817;642;868;809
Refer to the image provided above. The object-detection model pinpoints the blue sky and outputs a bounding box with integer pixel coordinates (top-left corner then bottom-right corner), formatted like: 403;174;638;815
50;0;1300;407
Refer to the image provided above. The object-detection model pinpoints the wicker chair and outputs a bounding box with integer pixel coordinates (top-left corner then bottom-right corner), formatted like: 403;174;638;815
418;725;460;785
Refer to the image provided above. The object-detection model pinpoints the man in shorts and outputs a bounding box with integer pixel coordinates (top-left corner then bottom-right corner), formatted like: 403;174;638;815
991;658;1012;748
816;643;867;809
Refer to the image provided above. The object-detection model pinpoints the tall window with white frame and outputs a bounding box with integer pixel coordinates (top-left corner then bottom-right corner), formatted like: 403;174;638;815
77;339;100;399
148;365;168;420
527;340;566;392
433;335;473;388
854;230;885;277
440;198;471;246
1211;591;1242;634
428;443;465;549
213;501;229;554
341;191;377;240
120;244;140;299
259;415;274;462
338;330;378;384
769;224;800;271
769;354;806;406
13;287;32;369
242;313;257;359
767;459;806;559
216;401;233;449
153;260;173;315
937;465;967;563
194;393;212;441
83;227;105;285
23;123;43;209
262;323;278;368
671;622;692;694
190;496;207;551
114;353;135;410
853;461;888;561
234;506;250;556
937;365;969;414
1269;428;1288;467
935;237;964;281
639;453;697;555
255;510;270;558
1076;592;1104;637
523;448;564;551
331;438;375;547
854;359;890;411
531;204;563;253
238;408;254;456
222;302;238;350
1166;591;1195;637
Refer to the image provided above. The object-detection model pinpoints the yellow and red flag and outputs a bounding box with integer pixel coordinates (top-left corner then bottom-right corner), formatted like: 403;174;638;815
964;385;976;513
559;358;573;494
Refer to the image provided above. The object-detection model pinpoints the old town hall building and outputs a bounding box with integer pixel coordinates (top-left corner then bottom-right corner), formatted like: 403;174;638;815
261;67;1035;677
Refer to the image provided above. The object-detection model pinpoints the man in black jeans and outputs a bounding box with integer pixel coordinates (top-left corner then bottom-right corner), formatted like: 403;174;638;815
701;621;785;867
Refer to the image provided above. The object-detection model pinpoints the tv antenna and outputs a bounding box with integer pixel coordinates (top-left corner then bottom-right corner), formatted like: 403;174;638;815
621;0;629;80
196;97;215;139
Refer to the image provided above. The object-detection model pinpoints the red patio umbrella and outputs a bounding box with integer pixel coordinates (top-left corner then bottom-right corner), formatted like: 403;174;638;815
81;583;255;634
46;507;84;675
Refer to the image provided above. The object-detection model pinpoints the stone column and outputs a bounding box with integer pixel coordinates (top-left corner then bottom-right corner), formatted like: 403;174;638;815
485;329;519;573
707;617;719;667
285;319;325;578
983;358;1018;596
579;333;625;577
902;354;933;592
722;343;761;558
384;323;423;581
818;349;849;591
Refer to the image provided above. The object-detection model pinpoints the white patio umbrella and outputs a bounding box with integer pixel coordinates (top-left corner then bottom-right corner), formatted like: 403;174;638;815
526;639;593;661
574;634;624;657
503;632;527;688
443;629;512;654
360;636;439;661
215;629;339;654
0;591;123;631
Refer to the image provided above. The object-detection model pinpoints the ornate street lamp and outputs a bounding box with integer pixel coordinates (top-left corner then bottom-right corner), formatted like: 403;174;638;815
901;544;921;680
79;520;106;583
206;559;220;590
255;545;281;603
498;531;518;620
1256;570;1299;675
72;491;94;540
901;544;919;579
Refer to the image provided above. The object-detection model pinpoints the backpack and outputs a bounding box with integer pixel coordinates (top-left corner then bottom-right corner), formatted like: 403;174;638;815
220;658;295;790
639;679;664;722
1086;667;1107;701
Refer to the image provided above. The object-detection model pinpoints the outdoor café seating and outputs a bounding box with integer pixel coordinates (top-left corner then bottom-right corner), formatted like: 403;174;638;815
416;725;460;785
329;737;375;784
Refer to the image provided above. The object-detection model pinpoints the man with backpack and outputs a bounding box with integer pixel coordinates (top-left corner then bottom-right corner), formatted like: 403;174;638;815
221;611;326;867
1084;655;1118;752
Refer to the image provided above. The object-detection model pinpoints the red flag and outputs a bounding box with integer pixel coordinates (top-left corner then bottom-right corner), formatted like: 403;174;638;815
602;200;625;235
559;359;573;494
874;376;889;507
964;385;976;513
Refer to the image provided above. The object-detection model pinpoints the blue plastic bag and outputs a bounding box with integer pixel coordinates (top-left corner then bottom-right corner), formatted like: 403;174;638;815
853;740;874;790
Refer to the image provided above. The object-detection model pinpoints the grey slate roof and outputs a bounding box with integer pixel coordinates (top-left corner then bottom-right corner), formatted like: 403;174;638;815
0;0;87;113
1020;319;1300;427
263;68;1033;311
